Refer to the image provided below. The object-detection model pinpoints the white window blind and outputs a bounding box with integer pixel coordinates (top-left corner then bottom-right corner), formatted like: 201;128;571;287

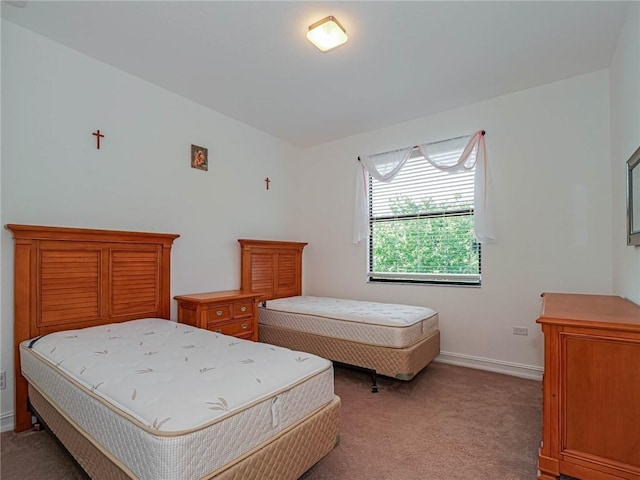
368;139;481;285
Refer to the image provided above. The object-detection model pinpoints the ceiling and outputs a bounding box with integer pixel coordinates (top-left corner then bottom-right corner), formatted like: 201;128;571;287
1;1;630;148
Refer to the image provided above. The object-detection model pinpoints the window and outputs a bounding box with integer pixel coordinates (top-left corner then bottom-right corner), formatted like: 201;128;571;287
368;137;481;285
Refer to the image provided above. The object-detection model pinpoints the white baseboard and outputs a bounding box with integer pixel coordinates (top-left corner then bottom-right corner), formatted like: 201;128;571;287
1;412;14;432
435;351;543;381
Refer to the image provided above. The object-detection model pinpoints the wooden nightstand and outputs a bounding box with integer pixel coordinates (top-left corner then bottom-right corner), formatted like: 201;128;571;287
174;290;260;341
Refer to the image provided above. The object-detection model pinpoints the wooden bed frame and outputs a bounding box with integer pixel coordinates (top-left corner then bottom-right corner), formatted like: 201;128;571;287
8;225;339;480
238;239;441;391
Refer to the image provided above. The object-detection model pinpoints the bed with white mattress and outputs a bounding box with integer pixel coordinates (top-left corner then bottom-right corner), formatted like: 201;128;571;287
8;225;340;480
21;318;337;480
239;240;441;391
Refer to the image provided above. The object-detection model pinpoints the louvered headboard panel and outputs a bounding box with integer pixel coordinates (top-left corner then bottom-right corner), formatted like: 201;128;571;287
40;249;101;326
238;239;307;301
7;224;179;432
111;249;161;317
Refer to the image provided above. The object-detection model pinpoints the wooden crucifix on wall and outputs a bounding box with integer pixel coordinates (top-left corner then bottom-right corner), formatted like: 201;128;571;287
92;129;104;149
265;177;271;190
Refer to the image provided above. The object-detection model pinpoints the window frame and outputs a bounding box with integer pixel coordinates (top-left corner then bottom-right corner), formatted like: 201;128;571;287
366;148;482;287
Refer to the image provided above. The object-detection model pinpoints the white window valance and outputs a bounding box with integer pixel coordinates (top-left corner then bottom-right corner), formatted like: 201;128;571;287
353;130;497;244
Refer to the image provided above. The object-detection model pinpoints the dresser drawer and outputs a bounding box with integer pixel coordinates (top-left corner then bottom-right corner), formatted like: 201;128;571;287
233;301;254;318
236;331;254;341
209;319;253;337
207;304;231;322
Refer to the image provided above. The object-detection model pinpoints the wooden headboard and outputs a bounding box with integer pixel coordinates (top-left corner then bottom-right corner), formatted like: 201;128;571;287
238;239;307;301
6;224;179;431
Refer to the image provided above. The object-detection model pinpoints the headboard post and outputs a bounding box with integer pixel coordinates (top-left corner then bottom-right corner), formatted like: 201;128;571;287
161;243;174;318
238;239;307;301
12;237;35;431
6;224;179;432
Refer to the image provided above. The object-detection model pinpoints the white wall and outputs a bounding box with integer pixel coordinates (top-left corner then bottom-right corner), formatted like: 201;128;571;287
294;71;613;376
0;21;302;430
610;2;640;304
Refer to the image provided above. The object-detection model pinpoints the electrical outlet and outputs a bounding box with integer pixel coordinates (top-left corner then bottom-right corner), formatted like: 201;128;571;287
0;371;6;390
512;326;528;336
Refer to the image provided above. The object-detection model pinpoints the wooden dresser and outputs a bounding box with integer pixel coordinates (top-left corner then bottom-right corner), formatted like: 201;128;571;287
537;293;640;480
175;290;260;341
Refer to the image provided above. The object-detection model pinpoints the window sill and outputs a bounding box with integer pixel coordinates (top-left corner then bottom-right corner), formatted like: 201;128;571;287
367;278;481;288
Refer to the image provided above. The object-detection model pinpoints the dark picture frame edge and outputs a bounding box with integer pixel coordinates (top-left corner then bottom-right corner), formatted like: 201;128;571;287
627;145;640;246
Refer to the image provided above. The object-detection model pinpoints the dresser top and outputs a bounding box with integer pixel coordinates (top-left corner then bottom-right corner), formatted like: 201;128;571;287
537;293;640;330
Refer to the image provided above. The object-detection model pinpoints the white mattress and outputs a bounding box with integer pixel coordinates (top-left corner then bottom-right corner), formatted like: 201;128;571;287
261;296;439;348
20;318;334;480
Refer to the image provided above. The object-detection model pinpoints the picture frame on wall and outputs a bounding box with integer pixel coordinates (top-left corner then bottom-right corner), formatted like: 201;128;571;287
191;144;208;171
627;145;640;246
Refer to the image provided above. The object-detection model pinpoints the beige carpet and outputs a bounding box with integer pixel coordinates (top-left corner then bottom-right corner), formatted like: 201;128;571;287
1;362;542;480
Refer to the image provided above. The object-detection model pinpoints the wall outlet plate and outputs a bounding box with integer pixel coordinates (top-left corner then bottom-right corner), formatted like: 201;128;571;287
512;326;528;336
0;371;6;390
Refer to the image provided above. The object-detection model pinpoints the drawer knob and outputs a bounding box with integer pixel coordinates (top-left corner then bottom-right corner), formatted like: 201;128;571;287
216;310;223;316
240;306;247;312
241;323;248;329
214;329;222;333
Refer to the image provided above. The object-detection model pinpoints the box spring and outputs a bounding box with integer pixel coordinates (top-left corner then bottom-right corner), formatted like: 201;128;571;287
29;385;340;480
259;325;440;381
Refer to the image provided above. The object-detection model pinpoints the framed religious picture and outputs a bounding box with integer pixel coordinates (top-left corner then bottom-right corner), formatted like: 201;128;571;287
191;144;208;171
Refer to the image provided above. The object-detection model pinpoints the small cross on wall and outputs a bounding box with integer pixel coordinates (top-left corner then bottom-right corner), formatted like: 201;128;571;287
265;177;271;190
92;129;104;149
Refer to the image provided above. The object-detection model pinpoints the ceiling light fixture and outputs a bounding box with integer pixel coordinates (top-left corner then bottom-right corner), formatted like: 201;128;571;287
306;16;348;52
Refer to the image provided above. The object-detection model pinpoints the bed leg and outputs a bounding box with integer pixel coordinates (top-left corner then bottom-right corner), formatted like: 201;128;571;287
28;399;44;431
332;361;379;392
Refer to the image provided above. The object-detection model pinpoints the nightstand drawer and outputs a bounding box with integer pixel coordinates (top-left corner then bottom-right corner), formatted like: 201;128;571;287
207;304;231;322
233;302;254;318
210;319;253;337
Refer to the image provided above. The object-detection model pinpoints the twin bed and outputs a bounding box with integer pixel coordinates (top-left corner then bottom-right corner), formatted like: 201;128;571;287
8;225;339;480
238;239;441;392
